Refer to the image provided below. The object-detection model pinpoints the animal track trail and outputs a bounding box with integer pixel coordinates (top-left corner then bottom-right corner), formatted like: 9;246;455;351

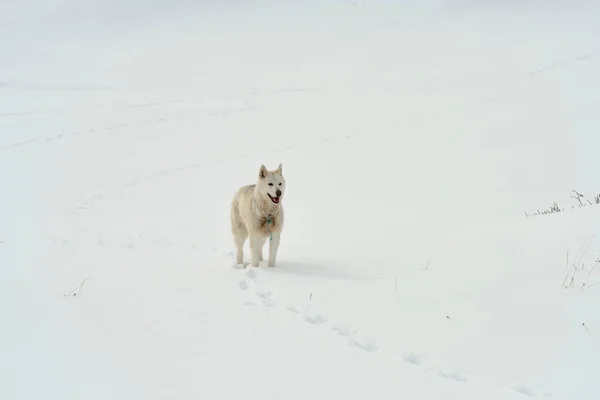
227;255;544;397
228;252;382;354
434;368;469;384
238;280;249;291
0;105;251;153
302;311;329;325
402;352;424;365
400;351;553;398
52;228;206;254
254;290;275;307
401;353;473;385
0;95;201;119
0;83;321;120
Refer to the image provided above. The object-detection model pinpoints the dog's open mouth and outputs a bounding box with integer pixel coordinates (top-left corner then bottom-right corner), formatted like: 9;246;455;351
268;194;281;204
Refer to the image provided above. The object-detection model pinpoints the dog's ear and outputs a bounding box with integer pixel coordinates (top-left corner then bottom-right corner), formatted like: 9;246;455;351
259;164;268;179
276;163;283;175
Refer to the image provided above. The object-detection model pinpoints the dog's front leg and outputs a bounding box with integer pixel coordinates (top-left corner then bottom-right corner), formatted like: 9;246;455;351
249;235;266;267
268;233;281;268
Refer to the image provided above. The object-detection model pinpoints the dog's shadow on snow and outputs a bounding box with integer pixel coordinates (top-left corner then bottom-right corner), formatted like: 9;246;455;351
268;260;378;282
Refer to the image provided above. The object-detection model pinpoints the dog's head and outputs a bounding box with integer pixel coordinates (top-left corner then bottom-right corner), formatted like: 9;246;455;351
257;163;285;204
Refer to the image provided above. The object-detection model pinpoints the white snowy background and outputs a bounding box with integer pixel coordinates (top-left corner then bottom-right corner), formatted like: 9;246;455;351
1;1;599;399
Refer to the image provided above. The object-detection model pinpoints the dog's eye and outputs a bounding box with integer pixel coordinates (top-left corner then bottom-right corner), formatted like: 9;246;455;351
278;183;282;186
268;183;273;186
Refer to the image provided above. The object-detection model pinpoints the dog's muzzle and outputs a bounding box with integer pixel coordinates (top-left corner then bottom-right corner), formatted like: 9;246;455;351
268;193;281;204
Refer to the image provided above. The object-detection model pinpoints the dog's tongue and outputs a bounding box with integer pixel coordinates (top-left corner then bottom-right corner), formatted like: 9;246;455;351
272;197;280;203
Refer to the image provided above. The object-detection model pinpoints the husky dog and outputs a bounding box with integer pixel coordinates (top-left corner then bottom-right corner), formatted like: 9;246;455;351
230;164;285;267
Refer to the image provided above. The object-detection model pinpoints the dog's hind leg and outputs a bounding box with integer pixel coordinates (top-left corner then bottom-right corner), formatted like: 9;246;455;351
231;200;247;266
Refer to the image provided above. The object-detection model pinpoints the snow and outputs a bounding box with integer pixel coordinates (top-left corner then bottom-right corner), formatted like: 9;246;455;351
1;1;600;399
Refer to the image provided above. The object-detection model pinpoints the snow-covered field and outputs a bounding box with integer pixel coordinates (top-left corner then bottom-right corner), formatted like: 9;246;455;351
2;1;599;399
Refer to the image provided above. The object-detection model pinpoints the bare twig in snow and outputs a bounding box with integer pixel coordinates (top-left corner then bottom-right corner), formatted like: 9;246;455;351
587;281;600;288
525;202;562;217
563;235;596;288
64;277;88;297
550;201;563;212
571;190;586;207
421;260;431;271
561;274;569;288
576;235;595;269
527;190;599;217
582;323;590;333
561;267;573;288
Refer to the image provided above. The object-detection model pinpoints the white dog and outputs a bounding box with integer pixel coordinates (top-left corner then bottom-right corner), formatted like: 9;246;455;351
230;164;285;267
